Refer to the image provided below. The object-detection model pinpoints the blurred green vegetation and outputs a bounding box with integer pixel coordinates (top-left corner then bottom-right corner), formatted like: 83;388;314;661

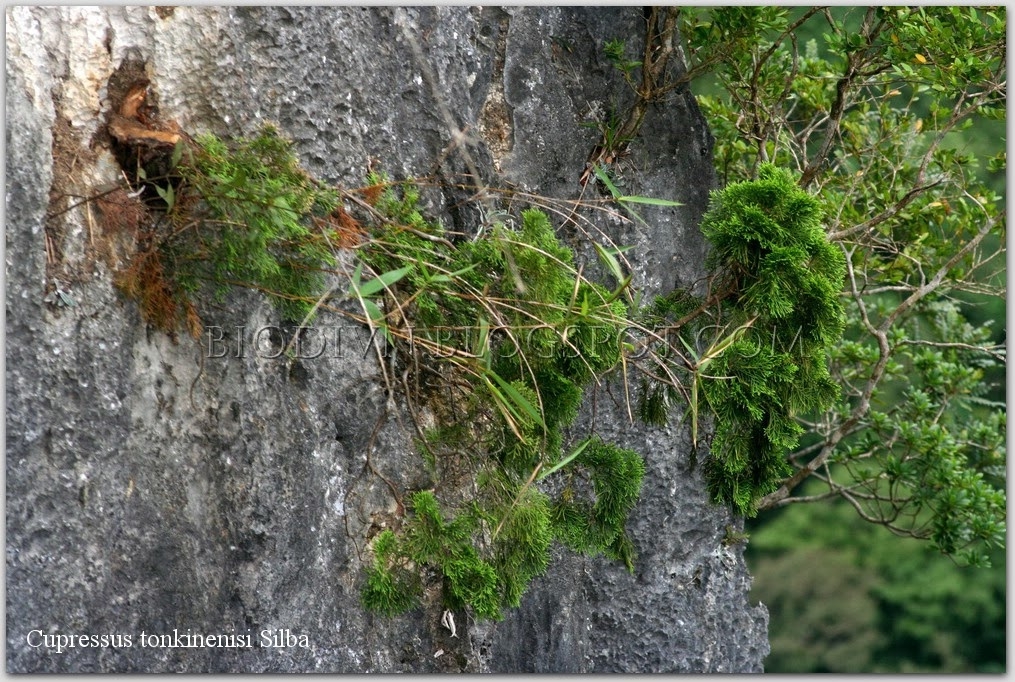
746;487;1006;673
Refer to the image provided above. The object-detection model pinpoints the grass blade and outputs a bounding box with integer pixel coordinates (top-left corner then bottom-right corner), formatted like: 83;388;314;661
486;368;546;432
537;437;593;480
591;163;621;199
358;264;414;297
618;195;684;207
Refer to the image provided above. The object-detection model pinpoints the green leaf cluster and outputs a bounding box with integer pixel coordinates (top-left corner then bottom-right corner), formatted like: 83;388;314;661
361;529;420;617
603;38;642;76
362;493;507;619
699;166;844;515
486;486;554;609
402;491;502;619
117;124;342;333
833;297;1005;566
682;5;1005;565
550;440;645;571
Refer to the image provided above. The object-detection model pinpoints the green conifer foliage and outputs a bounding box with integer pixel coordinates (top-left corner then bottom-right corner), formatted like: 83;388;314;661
173;126;340;322
400;491;502;619
550;439;646;571
489;487;553;608
116;124;341;332
360;529;420;617
697;164;846;515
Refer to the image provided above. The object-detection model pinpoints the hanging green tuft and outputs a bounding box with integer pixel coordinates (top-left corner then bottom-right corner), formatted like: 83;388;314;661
697;163;846;516
550;438;646;572
360;529;421;617
173;125;340;322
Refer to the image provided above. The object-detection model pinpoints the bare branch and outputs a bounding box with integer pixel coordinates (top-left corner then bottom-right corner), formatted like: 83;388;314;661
896;339;1006;363
799;8;888;188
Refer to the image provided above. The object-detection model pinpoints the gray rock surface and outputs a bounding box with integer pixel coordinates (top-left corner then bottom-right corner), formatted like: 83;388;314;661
6;6;768;672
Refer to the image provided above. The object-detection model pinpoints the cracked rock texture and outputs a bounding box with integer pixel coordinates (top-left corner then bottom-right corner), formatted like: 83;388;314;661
6;6;769;673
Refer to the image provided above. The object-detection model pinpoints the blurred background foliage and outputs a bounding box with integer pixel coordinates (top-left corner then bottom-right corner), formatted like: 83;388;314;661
746;487;1005;673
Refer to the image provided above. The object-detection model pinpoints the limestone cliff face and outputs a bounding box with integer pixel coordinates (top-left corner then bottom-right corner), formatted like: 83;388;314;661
6;7;768;672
